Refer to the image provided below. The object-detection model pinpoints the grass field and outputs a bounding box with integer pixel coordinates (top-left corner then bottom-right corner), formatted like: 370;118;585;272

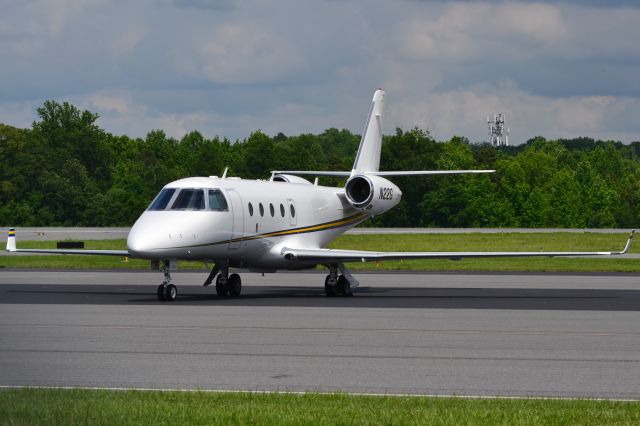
1;389;639;425
1;232;638;272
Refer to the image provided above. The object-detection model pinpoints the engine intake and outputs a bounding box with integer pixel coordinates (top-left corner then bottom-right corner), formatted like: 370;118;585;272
344;174;401;215
345;175;374;208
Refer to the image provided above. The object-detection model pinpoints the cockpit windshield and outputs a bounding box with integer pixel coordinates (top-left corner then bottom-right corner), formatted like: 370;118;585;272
171;189;205;210
208;189;228;211
148;188;176;211
147;188;229;211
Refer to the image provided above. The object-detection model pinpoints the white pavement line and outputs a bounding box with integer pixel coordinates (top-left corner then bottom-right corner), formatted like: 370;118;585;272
0;385;638;402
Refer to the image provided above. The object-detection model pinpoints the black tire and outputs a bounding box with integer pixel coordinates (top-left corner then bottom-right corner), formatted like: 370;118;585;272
337;275;351;296
157;284;167;301
165;284;177;301
228;273;242;296
215;275;228;297
324;275;336;297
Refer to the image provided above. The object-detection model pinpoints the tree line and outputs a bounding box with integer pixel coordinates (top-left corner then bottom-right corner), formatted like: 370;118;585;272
1;101;639;228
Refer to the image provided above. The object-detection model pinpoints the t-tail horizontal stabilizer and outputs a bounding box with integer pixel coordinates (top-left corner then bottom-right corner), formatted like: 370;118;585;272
270;170;495;177
271;88;495;179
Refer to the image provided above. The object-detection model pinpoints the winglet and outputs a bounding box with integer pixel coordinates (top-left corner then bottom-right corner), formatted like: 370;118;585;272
6;228;16;252
620;229;635;254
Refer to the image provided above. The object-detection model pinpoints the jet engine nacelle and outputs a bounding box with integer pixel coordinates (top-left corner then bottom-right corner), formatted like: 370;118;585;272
344;174;402;215
272;174;312;184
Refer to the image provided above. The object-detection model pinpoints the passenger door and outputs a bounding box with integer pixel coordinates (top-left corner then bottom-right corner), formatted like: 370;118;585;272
225;189;244;249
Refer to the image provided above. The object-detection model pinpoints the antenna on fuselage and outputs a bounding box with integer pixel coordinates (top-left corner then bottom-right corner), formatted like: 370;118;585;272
222;167;229;179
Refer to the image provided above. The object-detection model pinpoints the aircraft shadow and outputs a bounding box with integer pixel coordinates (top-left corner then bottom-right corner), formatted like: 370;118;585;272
3;284;640;311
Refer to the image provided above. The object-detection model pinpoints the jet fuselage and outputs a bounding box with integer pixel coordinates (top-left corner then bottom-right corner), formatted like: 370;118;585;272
126;176;383;270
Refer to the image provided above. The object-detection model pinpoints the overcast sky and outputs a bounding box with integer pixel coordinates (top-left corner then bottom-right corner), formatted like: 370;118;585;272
1;0;639;143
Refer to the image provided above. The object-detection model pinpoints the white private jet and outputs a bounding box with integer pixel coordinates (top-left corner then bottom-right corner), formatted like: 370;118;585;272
6;89;635;301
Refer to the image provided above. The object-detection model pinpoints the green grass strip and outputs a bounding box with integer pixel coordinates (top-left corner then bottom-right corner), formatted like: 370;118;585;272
1;388;639;426
1;233;638;272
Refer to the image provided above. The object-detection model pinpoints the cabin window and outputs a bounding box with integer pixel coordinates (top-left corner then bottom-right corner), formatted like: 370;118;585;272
259;203;264;217
269;203;275;217
248;203;254;216
208;189;228;211
290;204;296;218
170;189;205;210
280;203;285;217
148;188;176;211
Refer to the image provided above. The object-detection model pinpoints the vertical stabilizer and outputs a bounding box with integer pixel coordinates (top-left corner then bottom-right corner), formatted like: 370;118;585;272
6;228;16;252
352;89;385;175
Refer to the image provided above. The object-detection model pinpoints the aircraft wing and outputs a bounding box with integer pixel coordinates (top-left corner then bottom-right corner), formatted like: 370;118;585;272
5;229;129;256
282;230;634;263
7;248;129;256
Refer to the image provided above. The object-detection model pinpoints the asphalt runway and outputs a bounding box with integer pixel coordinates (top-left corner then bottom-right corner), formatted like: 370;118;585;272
1;270;640;398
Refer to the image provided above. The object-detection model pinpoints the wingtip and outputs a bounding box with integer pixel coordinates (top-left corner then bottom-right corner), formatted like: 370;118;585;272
621;229;635;254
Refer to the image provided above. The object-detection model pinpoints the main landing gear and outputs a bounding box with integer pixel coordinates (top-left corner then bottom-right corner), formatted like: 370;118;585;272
204;263;241;297
214;270;242;297
324;264;357;297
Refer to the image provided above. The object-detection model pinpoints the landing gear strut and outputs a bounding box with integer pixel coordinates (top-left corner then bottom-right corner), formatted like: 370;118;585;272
157;260;177;302
324;264;354;297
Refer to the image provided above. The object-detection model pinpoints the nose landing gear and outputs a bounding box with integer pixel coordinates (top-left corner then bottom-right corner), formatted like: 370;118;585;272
157;261;177;302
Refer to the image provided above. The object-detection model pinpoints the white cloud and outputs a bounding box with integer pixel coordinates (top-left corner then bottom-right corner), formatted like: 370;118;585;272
0;0;109;57
161;0;235;11
110;25;148;57
182;23;304;84
0;0;95;38
81;91;213;138
0;99;40;129
89;91;143;115
1;0;639;143
562;5;640;59
397;2;640;65
387;85;640;143
398;3;568;62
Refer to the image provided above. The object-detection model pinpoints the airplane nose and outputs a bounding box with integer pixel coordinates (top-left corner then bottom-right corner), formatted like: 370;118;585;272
127;229;148;258
127;234;144;256
127;215;159;258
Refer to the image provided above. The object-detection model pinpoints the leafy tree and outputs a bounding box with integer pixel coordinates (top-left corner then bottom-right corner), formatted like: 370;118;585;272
1;101;640;228
241;131;274;178
32;101;111;182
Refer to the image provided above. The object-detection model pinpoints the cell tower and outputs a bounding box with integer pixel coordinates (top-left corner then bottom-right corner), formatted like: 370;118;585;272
487;113;509;147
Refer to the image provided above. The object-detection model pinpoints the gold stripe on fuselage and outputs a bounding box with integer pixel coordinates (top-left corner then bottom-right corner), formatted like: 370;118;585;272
171;212;367;249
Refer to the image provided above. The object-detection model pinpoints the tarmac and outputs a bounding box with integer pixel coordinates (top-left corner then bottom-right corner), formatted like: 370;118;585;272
1;270;639;398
